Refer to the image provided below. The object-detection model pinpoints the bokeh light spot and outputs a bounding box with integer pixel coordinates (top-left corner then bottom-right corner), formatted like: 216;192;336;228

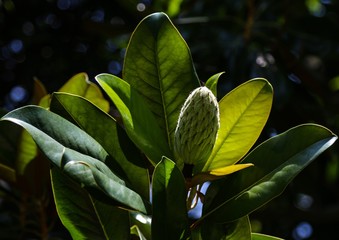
136;3;146;12
295;193;314;210
9;39;23;54
10;86;28;103
293;221;313;239
108;61;122;75
288;73;301;84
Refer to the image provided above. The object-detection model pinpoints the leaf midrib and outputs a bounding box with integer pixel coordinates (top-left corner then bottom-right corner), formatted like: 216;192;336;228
153;22;172;150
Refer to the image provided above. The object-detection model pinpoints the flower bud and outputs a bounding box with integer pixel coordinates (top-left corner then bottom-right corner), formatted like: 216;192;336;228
174;86;220;166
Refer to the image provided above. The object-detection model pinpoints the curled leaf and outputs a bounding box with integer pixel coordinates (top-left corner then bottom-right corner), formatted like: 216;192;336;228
209;163;254;176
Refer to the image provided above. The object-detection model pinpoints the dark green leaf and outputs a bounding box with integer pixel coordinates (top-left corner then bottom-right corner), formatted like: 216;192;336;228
50;93;150;200
202;124;337;223
1;106;150;213
195;215;251;240
152;157;189;240
61;149;150;213
96;73;171;165
123;12;200;151
51;167;130;240
1;105;108;165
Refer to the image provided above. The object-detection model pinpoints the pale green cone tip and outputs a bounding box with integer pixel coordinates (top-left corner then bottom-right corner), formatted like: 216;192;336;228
174;86;220;166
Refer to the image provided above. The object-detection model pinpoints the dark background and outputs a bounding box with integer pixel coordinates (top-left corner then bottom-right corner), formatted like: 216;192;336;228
1;0;339;239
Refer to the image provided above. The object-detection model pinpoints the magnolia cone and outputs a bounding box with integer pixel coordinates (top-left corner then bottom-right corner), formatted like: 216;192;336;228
174;86;220;166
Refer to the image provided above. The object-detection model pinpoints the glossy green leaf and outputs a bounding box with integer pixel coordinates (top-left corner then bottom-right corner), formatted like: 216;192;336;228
1;106;108;164
152;157;189;240
123;12;200;150
50;93;150;199
56;72;110;112
96;73;171;165
0;106;149;213
202;124;337;223
61;149;149;213
209;163;254;176
130;212;152;240
51;167;130;240
226;216;252;240
195;216;251;240
200;79;273;172
205;72;224;97
251;233;284;240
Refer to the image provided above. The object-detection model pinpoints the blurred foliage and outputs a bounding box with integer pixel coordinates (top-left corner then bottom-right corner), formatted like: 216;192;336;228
1;0;339;239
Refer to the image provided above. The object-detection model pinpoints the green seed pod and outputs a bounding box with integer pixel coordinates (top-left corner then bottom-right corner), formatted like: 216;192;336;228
174;86;220;166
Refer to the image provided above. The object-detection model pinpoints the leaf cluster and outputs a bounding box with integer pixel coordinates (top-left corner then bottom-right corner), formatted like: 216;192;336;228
0;12;337;240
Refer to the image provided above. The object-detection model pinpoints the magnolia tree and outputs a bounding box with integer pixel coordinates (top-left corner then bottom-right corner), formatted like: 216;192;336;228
0;12;337;239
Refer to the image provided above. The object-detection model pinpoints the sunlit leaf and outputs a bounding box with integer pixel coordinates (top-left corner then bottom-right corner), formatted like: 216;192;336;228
205;72;224;97
58;72;109;112
199;78;273;173
124;12;200;151
209;163;254;176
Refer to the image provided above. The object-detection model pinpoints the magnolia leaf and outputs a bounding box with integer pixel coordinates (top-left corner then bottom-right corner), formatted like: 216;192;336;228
0;106;149;213
51;167;130;240
209;163;254;176
199;78;273;173
130;212;152;240
50;93;150;199
205;72;224;97
57;72;109;112
152;157;189;239
201;124;337;223
96;73;171;165
123;12;200;151
198;215;251;240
